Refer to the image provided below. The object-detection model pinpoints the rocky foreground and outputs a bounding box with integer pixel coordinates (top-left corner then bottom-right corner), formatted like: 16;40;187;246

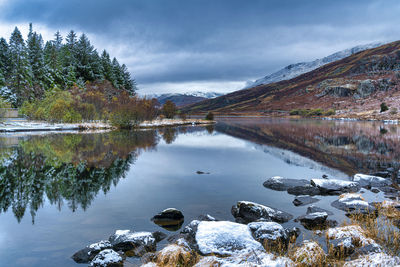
72;173;400;266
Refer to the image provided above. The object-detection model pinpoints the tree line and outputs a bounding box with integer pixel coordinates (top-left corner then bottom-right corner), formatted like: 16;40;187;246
0;24;135;107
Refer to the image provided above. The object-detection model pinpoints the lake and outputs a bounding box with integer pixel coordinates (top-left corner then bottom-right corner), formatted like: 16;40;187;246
0;118;397;266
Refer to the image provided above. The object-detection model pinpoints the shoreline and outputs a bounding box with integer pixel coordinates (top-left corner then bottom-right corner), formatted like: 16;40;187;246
0;119;215;133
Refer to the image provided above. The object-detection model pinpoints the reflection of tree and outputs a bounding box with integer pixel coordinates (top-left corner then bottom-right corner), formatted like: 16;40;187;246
0;130;158;223
160;127;178;144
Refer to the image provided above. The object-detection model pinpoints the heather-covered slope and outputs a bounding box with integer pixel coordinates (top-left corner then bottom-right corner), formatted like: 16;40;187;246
185;41;400;117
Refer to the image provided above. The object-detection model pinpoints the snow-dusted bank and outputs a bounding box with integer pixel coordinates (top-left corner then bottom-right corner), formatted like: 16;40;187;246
0;119;215;132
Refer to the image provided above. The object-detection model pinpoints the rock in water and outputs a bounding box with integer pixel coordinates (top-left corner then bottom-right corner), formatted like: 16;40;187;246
352;173;391;187
72;240;112;263
307;205;334;215
248;221;296;249
89;249;123;267
195;221;264;255
108;230;156;255
297;212;328;230
287;185;321;196
263;176;309;191
311;179;360;195
331;193;376;215
231;201;293;223
293;196;320;206
151;208;184;231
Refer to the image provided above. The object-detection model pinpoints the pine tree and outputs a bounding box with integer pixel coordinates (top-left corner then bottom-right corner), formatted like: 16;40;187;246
8;27;33;105
112;57;124;89
100;50;115;82
27;24;48;96
0;37;10;79
121;64;136;95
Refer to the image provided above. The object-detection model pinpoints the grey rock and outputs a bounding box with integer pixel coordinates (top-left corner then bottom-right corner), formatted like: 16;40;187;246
263;176;309;191
307;205;334;215
72;240;112;263
90;249;123;267
108;230;156;254
287;185;321;196
151;208;184;231
297;212;328;230
331;194;375;215
248;221;295;249
231;201;293;223
310;179;360;195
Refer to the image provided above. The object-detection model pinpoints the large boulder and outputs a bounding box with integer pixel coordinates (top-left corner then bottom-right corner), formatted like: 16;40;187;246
247;222;296;249
72;240;112;263
108;230;156;255
195;221;264;256
231;201;293;223
310;179;360;195
352;173;391;188
89;249;123;267
263;176;309;191
151;208;184;231
331;193;375;215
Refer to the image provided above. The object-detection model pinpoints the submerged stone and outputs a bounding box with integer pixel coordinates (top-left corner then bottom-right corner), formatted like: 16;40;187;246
292;195;319;206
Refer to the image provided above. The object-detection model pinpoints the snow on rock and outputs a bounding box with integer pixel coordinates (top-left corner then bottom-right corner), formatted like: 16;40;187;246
194;251;294;267
108;230;156;253
327;225;381;257
231;201;293;223
248;222;292;248
352;174;391;187
152;242;196;266
90;249;123;267
263;176;309;191
195;221;264;255
72;240;112;263
311;179;360;195
297;212;328;230
343;252;400;267
292;240;326;266
331;193;375;214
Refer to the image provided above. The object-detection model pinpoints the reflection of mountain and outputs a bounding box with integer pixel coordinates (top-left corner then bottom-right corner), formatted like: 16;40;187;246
216;118;400;175
0;131;158;223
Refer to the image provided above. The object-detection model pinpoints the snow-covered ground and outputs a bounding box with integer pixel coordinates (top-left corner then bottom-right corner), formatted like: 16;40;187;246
0;119;214;132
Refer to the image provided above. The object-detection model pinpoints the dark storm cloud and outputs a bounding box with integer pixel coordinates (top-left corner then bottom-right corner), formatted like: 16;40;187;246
1;0;400;93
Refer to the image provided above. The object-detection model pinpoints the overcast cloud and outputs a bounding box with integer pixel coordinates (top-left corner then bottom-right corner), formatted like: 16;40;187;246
0;0;400;94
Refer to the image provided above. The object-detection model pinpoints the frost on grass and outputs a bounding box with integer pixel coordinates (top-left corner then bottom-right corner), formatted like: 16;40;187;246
292;240;326;266
195;221;264;255
327;225;380;249
194;251;294;267
343;252;400;266
90;249;123;267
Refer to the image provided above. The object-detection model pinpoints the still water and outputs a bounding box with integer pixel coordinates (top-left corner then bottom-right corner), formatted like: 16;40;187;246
0;118;397;266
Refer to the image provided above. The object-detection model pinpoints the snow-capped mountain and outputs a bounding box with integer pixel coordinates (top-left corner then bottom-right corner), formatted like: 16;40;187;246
146;91;224;107
245;42;384;89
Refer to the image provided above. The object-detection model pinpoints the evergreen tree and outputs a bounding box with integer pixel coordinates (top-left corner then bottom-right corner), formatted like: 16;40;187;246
121;64;136;95
112;57;124;89
0;37;10;79
100;50;115;82
8;27;33;105
27;24;48;95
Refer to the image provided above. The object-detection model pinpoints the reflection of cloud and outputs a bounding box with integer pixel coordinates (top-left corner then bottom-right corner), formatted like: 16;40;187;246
258;144;347;178
171;131;248;149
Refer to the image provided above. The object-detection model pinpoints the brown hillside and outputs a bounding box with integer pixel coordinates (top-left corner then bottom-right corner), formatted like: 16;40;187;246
184;41;400;117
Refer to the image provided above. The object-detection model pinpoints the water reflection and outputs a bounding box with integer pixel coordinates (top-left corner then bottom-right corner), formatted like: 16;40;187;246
216;118;400;176
0;130;158;223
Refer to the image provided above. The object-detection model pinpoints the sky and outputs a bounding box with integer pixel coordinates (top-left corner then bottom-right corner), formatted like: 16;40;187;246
0;0;400;95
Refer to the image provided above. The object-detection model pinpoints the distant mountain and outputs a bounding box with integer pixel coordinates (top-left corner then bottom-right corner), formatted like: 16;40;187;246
148;92;224;107
245;42;383;88
184;40;400;119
